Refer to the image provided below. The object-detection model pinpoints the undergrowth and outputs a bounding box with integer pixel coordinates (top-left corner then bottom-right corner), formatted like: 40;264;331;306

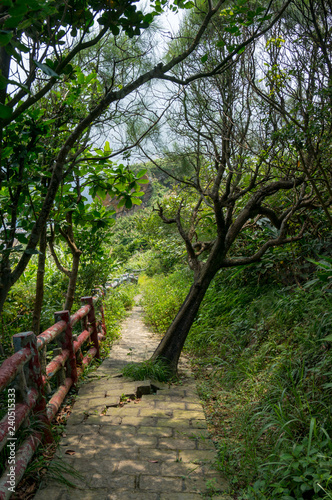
139;268;192;333
0;283;137;497
139;265;332;499
122;358;172;382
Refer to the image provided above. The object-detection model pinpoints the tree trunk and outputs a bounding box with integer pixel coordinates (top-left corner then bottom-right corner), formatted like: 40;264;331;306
64;250;82;312
0;47;10;105
32;225;47;335
151;262;219;374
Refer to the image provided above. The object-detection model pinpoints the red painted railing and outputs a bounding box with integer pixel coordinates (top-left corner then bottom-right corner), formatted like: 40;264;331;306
0;292;107;499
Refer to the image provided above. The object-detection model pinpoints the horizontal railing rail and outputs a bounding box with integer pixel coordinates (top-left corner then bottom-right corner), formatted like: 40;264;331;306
0;291;107;500
105;272;138;290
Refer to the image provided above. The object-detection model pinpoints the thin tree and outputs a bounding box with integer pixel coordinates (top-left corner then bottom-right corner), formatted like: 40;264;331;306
0;0;292;317
139;7;324;373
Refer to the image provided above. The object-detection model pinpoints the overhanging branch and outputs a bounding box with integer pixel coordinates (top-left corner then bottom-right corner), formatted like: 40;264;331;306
158;0;293;86
222;220;307;268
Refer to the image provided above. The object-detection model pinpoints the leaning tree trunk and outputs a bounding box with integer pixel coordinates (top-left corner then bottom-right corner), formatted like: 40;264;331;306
151;262;220;374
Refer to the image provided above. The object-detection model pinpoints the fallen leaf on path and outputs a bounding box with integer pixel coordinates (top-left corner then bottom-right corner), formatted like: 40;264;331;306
65;450;76;455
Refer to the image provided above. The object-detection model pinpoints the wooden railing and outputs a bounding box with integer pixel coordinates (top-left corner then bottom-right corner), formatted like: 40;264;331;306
105;272;138;289
0;291;107;500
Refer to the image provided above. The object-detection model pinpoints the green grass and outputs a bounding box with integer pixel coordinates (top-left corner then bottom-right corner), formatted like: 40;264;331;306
192;280;332;499
139;268;192;333
139;266;332;499
0;283;138;494
122;358;173;383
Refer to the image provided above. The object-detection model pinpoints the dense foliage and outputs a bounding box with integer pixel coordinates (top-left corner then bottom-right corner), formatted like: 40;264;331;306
128;0;332;372
0;0;331;496
105;164;332;498
134;214;332;498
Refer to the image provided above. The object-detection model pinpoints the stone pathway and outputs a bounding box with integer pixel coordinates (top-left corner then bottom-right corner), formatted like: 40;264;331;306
34;298;228;500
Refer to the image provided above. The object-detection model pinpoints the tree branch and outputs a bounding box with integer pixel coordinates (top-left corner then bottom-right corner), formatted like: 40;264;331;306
225;177;305;251
222;220;307;267
5;26;109;124
158;0;293;86
48;227;71;277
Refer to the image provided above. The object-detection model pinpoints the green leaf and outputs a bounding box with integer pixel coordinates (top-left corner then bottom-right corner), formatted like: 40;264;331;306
34;60;59;78
9;2;28;16
24;248;42;255
56;29;66;40
1;146;13;158
0;75;7;90
0;245;24;254
0;103;13;119
62;64;74;75
137;178;149;184
0;75;30;92
16;233;28;244
226;26;240;34
85;73;95;84
4;16;24;29
320;334;332;342
131;197;142;205
136;169;147;178
0;31;13;46
110;24;120;36
104;141;111;152
201;54;208;63
12;39;29;53
117;198;126;209
5;43;21;62
77;72;84;84
17;19;33;31
94;148;104;156
28;108;45;119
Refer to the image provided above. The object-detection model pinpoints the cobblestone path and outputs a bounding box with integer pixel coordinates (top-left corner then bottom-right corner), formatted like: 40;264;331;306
34;297;228;500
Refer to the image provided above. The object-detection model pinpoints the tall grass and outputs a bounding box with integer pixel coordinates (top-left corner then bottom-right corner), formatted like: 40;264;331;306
139;266;332;498
122;358;172;382
139;268;192;333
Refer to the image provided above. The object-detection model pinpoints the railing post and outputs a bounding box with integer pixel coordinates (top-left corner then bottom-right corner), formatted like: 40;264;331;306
81;297;100;359
13;332;45;413
40;345;51;394
52;348;66;386
92;288;107;338
72;334;83;365
99;300;107;337
12;332;52;443
54;311;78;385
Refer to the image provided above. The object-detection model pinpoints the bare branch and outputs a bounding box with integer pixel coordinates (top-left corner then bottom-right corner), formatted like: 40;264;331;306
225;177;305;251
48;226;71;277
154;203;177;225
75;96;177;165
222;221;307;268
159;0;293;86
